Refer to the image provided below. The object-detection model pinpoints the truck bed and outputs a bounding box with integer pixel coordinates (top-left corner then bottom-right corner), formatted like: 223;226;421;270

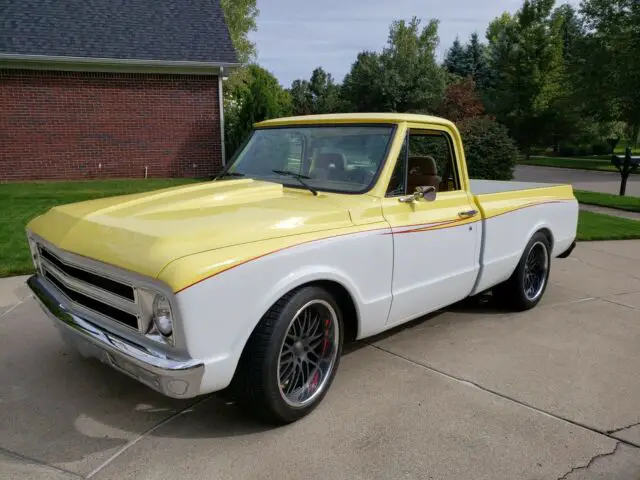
470;179;561;195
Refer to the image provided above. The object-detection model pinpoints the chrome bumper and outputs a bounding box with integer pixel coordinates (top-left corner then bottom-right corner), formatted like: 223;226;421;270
27;275;204;398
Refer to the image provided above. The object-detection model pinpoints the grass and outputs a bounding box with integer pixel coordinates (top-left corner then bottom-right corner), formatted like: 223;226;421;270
0;178;199;277
520;154;640;174
520;156;621;172
574;190;640;213
1;178;639;278
577;210;640;241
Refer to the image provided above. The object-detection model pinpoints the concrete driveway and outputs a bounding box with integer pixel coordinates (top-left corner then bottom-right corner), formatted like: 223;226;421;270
1;241;640;480
515;165;640;197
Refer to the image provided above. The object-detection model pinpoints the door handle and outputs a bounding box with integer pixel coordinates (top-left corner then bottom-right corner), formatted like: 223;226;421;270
458;209;478;218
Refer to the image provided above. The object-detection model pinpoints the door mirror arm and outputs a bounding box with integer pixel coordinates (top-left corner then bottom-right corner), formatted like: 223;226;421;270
398;186;437;203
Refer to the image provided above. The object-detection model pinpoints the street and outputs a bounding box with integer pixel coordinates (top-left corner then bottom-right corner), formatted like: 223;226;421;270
515;165;640;197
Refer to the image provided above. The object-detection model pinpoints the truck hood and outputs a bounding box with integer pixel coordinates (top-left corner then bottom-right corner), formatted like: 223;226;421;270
27;179;355;278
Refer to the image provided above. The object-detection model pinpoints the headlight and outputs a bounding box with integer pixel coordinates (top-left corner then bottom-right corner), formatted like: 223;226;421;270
152;294;173;337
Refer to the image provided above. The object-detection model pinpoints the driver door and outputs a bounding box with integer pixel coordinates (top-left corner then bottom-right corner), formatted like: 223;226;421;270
382;127;480;327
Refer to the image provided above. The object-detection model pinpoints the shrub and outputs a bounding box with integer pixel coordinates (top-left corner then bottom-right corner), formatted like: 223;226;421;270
591;142;610;155
577;145;593;156
458;116;518;181
558;144;577;156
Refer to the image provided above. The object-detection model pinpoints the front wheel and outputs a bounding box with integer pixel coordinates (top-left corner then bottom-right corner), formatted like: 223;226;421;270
494;232;551;311
231;285;343;424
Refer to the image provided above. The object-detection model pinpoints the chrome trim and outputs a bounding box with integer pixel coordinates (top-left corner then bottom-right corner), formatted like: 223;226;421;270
458;209;479;218
38;243;136;294
42;258;139;316
28;275;204;398
26;232;182;348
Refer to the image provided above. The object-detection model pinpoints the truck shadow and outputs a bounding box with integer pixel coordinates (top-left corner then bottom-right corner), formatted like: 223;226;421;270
347;291;510;354
5;290;510;469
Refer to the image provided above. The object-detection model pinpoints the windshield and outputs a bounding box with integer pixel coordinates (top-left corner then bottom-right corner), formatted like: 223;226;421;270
223;125;395;194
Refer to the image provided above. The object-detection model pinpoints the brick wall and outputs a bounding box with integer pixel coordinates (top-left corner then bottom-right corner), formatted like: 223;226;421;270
0;69;223;181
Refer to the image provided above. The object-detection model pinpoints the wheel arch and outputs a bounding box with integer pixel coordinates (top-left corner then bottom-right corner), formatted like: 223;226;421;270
228;277;361;393
501;224;554;283
522;224;554;259
231;269;363;359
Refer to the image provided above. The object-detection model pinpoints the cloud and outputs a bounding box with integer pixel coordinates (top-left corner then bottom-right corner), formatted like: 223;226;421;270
249;0;580;86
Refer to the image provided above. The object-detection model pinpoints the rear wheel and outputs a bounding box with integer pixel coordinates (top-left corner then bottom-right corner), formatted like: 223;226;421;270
231;286;343;424
494;232;551;311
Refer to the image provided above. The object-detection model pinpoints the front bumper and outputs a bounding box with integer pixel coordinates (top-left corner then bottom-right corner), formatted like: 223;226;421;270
27;275;205;398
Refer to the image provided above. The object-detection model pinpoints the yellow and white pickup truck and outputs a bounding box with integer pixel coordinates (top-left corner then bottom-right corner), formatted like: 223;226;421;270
26;113;578;423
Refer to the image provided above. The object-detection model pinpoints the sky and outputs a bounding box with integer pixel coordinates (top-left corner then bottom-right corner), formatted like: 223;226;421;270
249;0;580;87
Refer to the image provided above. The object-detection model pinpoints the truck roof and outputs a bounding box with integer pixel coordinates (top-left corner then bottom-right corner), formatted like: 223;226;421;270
254;113;457;129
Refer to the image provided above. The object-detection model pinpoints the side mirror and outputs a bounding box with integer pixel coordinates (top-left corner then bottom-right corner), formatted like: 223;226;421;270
398;185;437;203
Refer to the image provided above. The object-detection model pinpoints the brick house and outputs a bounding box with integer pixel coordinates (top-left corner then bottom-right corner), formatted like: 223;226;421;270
0;0;239;181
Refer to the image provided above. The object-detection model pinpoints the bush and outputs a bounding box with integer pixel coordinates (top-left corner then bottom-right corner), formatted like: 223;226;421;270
559;144;578;156
577;145;593;156
458;117;518;181
591;142;610;155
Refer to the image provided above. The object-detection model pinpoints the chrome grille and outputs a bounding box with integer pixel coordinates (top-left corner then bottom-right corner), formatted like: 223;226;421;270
37;244;141;331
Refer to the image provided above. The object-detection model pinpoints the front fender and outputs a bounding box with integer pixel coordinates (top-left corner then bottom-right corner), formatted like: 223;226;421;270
166;227;394;392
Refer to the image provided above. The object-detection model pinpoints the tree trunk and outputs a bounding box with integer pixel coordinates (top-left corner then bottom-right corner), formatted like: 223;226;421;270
620;173;629;197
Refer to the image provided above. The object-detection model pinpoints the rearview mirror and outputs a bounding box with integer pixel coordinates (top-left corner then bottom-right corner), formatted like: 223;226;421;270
398;185;437;203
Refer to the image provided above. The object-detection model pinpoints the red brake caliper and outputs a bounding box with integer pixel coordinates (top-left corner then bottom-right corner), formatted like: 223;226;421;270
321;318;330;354
310;319;331;391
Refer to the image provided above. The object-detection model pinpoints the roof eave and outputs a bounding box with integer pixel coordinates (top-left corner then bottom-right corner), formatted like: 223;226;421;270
0;53;242;75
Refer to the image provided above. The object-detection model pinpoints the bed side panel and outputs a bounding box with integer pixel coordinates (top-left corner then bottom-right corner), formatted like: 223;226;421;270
472;185;578;295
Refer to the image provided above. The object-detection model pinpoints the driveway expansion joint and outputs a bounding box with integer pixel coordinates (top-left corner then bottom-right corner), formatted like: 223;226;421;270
555;442;621;480
85;395;212;478
0;446;84;479
367;343;640;449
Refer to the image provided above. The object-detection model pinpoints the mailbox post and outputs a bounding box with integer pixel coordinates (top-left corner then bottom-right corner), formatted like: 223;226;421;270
611;147;640;196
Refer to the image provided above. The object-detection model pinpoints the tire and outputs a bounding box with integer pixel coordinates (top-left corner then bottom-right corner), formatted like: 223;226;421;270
493;232;551;311
231;285;344;424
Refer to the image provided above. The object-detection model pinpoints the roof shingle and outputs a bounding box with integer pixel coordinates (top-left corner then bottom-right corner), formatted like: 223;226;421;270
0;0;238;65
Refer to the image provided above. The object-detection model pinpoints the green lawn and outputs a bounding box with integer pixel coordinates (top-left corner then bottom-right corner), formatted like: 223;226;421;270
574;190;640;213
0;179;199;277
1;179;640;278
520;156;624;173
577;211;640;241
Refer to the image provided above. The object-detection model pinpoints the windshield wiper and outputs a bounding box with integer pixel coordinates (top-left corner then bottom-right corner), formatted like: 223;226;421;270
272;170;318;196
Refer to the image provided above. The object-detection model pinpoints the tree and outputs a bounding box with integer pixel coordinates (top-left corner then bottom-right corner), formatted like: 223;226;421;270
289;67;345;115
485;0;565;158
219;0;259;63
224;65;292;161
289;79;314;116
443;37;467;77
579;0;640;146
464;32;491;91
544;4;592;151
341;51;385;112
342;17;447;113
437;77;485;122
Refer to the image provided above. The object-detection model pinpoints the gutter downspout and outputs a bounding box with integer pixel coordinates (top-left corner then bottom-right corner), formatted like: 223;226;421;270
218;67;226;166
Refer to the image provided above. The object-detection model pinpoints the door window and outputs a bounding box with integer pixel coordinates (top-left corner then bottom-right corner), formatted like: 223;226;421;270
386;129;460;196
